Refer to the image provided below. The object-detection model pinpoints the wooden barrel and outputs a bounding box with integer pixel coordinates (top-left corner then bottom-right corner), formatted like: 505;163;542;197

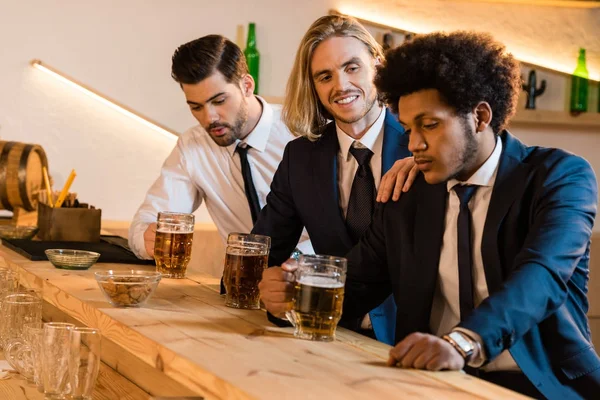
0;141;48;211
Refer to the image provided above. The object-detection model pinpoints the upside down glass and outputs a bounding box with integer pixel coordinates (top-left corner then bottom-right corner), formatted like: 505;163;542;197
69;327;101;400
42;322;75;399
154;212;195;279
285;255;346;342
223;233;270;309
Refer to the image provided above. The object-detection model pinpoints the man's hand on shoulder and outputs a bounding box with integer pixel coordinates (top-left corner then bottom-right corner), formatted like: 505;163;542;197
377;157;419;203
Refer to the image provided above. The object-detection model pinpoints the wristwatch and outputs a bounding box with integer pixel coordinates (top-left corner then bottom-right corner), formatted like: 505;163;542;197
443;331;475;362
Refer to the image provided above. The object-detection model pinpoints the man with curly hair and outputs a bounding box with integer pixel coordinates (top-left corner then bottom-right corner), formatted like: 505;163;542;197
261;31;599;398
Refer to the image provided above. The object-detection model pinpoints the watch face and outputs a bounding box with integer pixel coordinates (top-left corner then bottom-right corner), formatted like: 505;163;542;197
450;332;475;353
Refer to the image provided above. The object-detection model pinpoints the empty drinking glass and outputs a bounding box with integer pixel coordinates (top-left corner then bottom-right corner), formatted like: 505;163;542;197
42;322;74;399
4;321;44;389
69;327;101;400
0;293;42;348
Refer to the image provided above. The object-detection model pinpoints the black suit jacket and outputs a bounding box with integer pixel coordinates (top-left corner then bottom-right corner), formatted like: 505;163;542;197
343;131;600;399
252;109;409;343
253;109;409;266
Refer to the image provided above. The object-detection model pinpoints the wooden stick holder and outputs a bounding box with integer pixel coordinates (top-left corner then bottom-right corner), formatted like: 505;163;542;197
37;202;101;242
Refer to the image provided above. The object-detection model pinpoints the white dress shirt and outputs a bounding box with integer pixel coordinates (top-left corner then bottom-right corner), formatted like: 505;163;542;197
336;106;385;218
429;137;519;371
129;96;314;259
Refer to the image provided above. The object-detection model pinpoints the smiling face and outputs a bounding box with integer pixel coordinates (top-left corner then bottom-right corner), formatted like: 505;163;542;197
182;71;251;147
399;89;481;184
310;36;379;131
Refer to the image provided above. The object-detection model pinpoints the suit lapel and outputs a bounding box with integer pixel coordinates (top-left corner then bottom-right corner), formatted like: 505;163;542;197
381;109;410;175
399;180;447;333
481;132;532;293
312;124;354;249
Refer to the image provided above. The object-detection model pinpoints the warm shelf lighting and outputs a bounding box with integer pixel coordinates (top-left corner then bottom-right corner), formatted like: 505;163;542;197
30;59;178;138
334;8;600;81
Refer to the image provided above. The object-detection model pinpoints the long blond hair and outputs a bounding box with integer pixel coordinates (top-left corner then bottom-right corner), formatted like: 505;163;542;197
283;14;384;141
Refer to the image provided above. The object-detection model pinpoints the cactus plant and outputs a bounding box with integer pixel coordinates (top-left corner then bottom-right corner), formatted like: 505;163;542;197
522;70;546;110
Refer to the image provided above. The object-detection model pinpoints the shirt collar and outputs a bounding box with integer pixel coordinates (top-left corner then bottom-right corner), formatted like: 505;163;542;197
336;106;385;160
447;136;503;192
227;95;273;156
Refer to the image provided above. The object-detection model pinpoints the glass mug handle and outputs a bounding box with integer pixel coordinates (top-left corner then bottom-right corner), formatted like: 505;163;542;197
5;339;34;380
283;258;299;327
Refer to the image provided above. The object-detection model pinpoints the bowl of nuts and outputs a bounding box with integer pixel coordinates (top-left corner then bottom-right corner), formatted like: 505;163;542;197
94;270;161;307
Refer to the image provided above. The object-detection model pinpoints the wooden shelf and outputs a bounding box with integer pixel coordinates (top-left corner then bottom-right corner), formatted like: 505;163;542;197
511;109;600;128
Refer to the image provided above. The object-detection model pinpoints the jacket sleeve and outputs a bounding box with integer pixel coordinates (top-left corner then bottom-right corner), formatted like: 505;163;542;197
129;138;202;259
459;154;598;361
343;202;394;320
252;142;305;267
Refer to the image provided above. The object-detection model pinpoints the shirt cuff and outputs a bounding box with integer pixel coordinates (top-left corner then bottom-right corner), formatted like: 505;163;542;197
295;239;315;255
453;327;487;368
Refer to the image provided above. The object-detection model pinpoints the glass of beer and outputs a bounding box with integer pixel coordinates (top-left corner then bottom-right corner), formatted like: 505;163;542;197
154;211;194;279
286;255;346;342
223;233;270;309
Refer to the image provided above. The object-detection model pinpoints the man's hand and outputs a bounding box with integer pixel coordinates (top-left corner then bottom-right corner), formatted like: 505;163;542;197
377;157;419;203
258;259;297;318
387;332;465;371
144;223;157;257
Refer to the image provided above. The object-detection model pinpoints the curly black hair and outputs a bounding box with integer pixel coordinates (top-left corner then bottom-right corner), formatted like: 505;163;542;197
375;31;521;134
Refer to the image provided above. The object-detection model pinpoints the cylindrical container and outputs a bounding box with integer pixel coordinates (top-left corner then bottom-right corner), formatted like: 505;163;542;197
0;141;48;211
286;255;347;342
154;211;195;279
223;233;270;309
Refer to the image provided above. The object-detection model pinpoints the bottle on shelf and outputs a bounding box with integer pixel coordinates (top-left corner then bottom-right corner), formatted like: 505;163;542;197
570;48;589;114
244;23;260;95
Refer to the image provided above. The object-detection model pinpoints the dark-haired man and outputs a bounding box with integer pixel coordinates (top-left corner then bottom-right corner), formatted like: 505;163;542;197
261;30;600;399
129;35;313;261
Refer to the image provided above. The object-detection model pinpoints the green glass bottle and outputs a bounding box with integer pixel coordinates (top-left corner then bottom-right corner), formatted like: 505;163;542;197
244;23;260;95
570;48;589;113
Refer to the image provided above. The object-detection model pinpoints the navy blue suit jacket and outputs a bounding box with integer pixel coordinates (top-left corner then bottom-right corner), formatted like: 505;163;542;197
343;131;600;399
252;109;410;344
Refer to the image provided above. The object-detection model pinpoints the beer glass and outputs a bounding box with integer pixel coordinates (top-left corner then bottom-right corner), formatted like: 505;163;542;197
286;255;346;342
0;293;42;348
223;233;270;309
5;321;44;389
69;327;101;400
154;211;195;279
0;268;18;348
42;322;75;399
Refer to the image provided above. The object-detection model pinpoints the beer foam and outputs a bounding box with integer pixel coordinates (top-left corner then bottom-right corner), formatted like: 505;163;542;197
297;275;344;289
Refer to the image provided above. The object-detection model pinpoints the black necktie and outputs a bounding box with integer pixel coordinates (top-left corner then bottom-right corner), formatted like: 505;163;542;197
237;144;261;225
454;184;478;321
346;145;375;243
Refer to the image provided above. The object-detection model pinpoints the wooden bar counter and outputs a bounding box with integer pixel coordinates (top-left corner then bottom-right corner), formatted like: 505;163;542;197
0;244;529;400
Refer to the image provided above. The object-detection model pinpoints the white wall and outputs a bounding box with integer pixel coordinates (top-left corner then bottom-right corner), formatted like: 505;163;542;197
0;0;335;222
2;0;599;229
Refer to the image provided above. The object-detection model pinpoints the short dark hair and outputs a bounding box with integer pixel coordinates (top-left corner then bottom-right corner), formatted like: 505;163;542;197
171;35;248;85
375;31;521;134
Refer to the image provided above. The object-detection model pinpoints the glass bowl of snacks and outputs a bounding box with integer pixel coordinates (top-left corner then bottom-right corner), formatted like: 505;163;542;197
45;249;101;270
94;270;162;307
0;226;39;240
